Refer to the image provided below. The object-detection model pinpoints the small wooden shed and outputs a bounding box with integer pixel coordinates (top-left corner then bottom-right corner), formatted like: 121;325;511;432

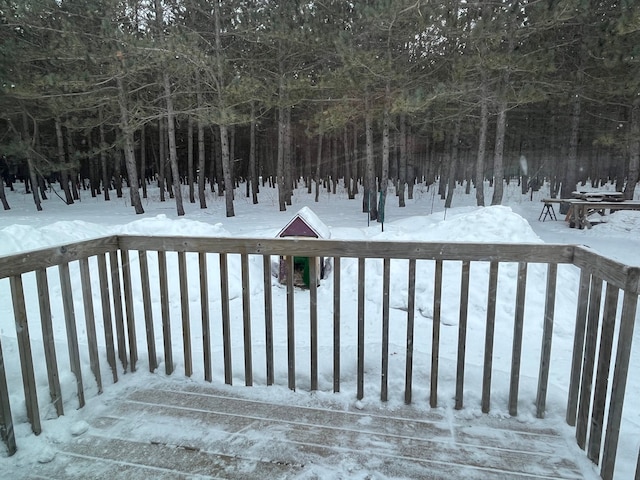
277;207;330;287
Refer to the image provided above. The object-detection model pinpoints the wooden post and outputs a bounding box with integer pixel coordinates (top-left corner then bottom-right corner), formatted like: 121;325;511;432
380;258;390;402
430;259;443;408
536;263;557;419
405;259;417;405
200;253;212;382
0;337;17;455
263;255;274;386
241;253;253;386
79;258;103;393
600;270;639;480
357;257;365;400
58;264;85;409
178;251;192;377
566;269;590;425
35;268;63;416
333;257;341;393
158;251;173;375
97;254;118;382
508;262;527;416
482;261;499;413
455;261;470;410
138;251;157;372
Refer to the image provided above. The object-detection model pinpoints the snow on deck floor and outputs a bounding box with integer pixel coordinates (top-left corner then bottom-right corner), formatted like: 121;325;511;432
8;377;596;480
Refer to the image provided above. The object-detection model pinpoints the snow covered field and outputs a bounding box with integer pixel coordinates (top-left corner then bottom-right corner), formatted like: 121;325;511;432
0;180;639;479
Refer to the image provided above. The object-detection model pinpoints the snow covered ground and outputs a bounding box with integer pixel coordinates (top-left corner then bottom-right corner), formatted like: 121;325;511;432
0;179;639;479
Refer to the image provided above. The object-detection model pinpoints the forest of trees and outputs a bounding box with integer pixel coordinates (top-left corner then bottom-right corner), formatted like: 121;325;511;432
1;0;639;218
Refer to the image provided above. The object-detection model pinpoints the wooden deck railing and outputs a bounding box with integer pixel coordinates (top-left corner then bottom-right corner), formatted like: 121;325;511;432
0;235;637;480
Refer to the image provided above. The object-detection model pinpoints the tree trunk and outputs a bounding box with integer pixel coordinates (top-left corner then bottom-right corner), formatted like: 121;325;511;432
315;130;322;203
116;74;144;214
188;115;195;203
158;120;166;202
220;124;234;217
445;118;461;209
475;95;488;206
624;98;640;200
55;117;73;205
491;102;507;206
344;126;353;199
213;0;233;217
560;94;581;209
378;92;390;222
364;99;378;221
398;113;407;207
22;112;42;211
140;124;147;199
250;101;259;204
0;178;9;210
284;106;293;205
196;71;207;208
306;136;312;195
163;72;185;216
99;110;110;201
277;102;287;211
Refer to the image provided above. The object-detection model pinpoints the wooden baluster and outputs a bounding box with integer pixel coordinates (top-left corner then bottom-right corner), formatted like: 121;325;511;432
357;257;365;400
10;275;42;432
178;251;192;377
59;264;85;408
35;268;63;415
309;256;318;391
380;258;390;402
430;259;443;408
200;253;212;382
333;257;341;393
220;253;232;385
120;250;137;371
405;259;417;405
0;337;17;455
576;276;603;448
536;263;557;418
109;250;127;372
241;253;253;386
508;262;528;416
79;258;103;393
455;261;470;410
566;269;590;425
138;251;157;372
286;255;295;391
263;255;274;386
97;254;118;382
482;261;499;414
158;251;173;375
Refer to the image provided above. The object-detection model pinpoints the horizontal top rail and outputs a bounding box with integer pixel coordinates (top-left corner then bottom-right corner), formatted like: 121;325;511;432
0;236;119;279
118;235;576;262
0;234;637;294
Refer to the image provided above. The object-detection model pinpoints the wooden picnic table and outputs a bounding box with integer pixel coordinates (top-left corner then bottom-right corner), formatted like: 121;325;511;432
568;200;640;229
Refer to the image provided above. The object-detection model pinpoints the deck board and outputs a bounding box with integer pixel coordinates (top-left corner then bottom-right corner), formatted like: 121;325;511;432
10;381;594;479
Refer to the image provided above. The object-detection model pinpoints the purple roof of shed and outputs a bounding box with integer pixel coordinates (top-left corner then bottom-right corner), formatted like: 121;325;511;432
277;207;330;239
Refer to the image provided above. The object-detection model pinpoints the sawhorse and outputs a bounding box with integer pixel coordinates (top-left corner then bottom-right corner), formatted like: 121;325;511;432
538;202;557;221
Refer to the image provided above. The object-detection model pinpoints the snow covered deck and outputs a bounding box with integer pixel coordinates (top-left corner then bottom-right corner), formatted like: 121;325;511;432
16;379;591;479
1;235;638;479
